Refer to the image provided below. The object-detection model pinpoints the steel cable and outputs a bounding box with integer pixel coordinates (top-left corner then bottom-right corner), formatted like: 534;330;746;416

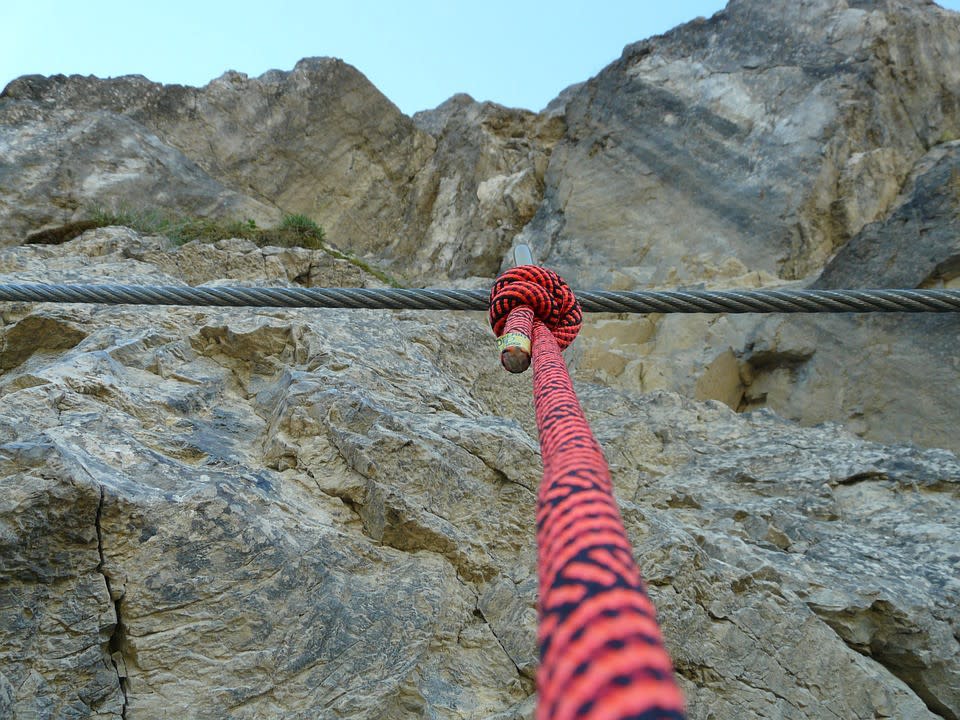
0;282;958;313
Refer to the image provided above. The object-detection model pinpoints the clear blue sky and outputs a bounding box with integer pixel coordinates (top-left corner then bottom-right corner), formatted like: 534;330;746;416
3;1;960;116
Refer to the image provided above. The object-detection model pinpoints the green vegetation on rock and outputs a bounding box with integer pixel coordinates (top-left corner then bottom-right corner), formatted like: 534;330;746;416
27;207;406;287
277;213;325;246
85;206;282;246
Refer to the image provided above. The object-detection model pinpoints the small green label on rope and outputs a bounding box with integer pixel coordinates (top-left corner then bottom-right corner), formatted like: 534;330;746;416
497;333;531;355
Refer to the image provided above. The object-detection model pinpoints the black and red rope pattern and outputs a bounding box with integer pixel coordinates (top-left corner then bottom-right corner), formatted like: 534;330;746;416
490;266;686;720
489;266;582;350
490;266;582;373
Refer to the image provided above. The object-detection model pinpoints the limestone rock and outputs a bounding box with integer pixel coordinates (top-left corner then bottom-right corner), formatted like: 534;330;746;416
5;1;960;288
0;228;957;719
816;139;960;291
0;99;279;244
0;227;381;290
410;95;564;280
517;0;960;288
0;59;433;266
1;61;565;283
2;0;960;716
574;141;960;453
584;390;960;720
739;140;960;450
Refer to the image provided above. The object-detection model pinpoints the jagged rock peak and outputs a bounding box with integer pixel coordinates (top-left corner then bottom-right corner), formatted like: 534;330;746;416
526;0;960;289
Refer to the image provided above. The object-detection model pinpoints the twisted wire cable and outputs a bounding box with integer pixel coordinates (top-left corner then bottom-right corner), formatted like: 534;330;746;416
0;282;958;313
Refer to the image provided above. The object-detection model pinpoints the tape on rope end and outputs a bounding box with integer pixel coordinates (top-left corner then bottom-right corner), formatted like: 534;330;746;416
497;332;532;373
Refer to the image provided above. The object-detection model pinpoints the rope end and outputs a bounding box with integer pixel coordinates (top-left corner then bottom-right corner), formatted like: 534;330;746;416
497;332;532;373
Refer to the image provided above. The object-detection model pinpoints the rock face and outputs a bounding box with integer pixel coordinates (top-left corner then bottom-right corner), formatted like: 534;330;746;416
0;96;280;243
410;96;564;282
574;140;960;453
1;60;561;283
816;140;960;291
519;0;960;288
3;3;959;284
733;141;960;450
2;0;960;718
10;2;954;448
535;0;960;452
0;230;958;720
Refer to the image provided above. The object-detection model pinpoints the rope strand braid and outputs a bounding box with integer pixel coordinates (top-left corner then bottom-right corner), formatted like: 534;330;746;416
489;266;583;373
490;267;686;720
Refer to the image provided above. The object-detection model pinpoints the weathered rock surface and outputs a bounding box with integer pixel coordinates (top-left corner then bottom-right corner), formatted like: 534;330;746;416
574;140;960;452
0;60;429;258
737;138;960;450
1;60;561;282
536;0;960;454
519;0;960;288
817;139;960;291
3;1;960;286
0;99;280;244
3;0;960;717
409;95;564;280
0;229;957;719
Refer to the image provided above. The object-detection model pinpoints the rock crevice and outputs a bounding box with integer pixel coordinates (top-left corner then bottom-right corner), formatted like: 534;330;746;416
95;486;129;720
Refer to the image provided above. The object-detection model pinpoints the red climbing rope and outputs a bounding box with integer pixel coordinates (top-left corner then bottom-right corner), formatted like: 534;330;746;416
490;265;686;720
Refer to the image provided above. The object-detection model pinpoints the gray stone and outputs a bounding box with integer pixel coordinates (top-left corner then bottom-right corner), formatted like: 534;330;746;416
2;0;960;716
749;141;960;451
575;142;960;453
410;95;564;280
535;0;960;451
0;99;279;244
816;140;960;290
518;0;960;288
0;228;956;719
1;61;567;284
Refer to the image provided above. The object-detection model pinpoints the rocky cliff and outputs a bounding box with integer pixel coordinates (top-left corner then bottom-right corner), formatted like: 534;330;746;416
1;0;959;718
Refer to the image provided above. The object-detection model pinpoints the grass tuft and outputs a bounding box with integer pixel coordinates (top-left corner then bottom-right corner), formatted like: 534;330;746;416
43;206;405;287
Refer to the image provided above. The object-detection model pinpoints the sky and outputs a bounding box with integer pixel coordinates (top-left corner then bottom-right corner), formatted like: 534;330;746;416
3;1;960;117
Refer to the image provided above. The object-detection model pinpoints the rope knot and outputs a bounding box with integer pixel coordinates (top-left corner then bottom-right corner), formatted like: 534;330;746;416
489;265;582;372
